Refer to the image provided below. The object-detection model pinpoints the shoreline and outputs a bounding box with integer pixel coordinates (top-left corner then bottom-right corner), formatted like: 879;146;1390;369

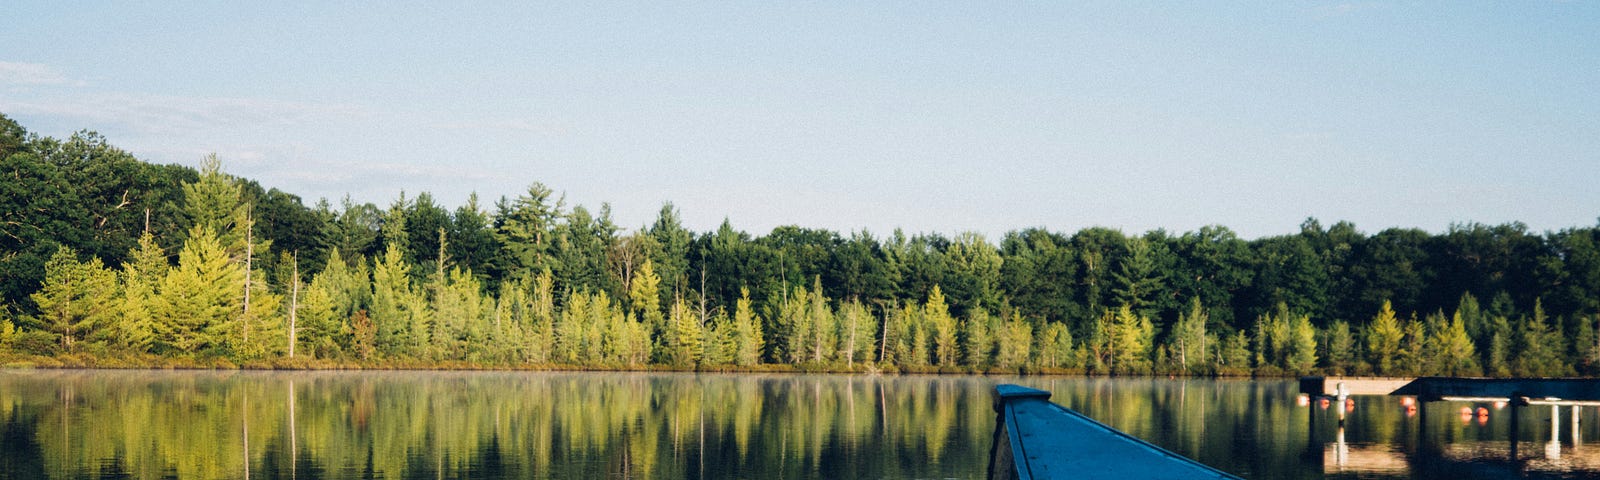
0;352;1292;378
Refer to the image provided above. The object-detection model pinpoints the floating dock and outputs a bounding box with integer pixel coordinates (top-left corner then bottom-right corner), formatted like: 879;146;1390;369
1300;376;1600;405
988;384;1240;480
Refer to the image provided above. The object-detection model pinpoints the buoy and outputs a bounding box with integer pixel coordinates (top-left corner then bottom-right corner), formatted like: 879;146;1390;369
1402;397;1415;407
1460;407;1473;415
1319;398;1330;409
1298;394;1310;407
1478;407;1489;417
1494;401;1507;410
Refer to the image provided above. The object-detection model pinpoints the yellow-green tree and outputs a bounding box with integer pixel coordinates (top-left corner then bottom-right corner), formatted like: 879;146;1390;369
661;295;702;366
995;314;1032;369
1169;298;1208;372
837;299;875;366
961;309;995;367
628;259;663;331
113;232;164;353
1106;305;1153;374
1036;322;1074;369
371;243;418;357
1433;311;1480;376
729;288;763;366
29;246;119;352
1285;313;1318;374
1365;300;1403;375
155;225;242;355
925;286;958;366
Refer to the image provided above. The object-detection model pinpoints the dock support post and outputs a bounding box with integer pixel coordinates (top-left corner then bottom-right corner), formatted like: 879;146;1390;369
1336;383;1348;427
1548;404;1563;460
1510;400;1523;460
1577;406;1585;447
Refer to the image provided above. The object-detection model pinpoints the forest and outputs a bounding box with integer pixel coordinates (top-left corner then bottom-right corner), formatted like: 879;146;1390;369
2;112;1598;376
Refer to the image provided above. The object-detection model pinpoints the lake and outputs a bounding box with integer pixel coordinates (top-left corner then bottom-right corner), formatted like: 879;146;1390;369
1;371;1597;479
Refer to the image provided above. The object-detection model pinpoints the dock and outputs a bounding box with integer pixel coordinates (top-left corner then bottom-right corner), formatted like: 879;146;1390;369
988;384;1240;480
1300;376;1600;405
1299;376;1600;460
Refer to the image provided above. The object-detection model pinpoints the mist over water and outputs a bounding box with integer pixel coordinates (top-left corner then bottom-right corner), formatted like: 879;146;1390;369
1;371;1596;479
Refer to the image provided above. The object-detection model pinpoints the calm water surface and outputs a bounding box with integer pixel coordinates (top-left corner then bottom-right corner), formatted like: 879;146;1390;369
1;370;1597;479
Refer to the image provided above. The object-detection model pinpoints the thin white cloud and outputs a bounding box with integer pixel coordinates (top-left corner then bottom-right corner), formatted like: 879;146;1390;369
0;61;78;86
433;119;567;136
6;92;365;135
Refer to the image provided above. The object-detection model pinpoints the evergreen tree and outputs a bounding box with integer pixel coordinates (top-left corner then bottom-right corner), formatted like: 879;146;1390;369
1170;298;1208;372
838;299;876;366
730;288;764;366
775;285;807;363
629;259;664;332
113;232;166;353
1435;311;1480;376
296;271;343;359
1217;331;1252;376
1365;300;1404;375
155;225;242;355
1037;322;1074;369
995;314;1033;369
1322;320;1356;374
29;246;119;352
1515;299;1570;376
1486;314;1512;377
1111;237;1165;317
925;285;958;366
1108;305;1153;374
961;308;995;367
1285;313;1318;374
807;277;837;364
662;295;702;366
370;243;417;357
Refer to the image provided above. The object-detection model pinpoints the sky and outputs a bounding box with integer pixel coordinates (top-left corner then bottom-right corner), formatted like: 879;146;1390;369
2;1;1597;240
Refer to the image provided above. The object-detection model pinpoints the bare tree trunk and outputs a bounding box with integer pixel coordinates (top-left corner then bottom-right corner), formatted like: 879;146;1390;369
289;252;299;358
244;209;253;346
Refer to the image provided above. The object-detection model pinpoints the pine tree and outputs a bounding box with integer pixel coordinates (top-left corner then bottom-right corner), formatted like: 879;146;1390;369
1285;313;1318;374
961;309;995;367
1170;298;1209;373
1365;300;1404;375
30;246;119;352
1037;322;1074;369
155;225;243;355
838;300;875;366
778;285;811;364
1111;237;1164;316
1486;315;1512;377
730;288;764;366
295;272;342;359
628;259;664;332
1322;320;1355;374
1515;299;1570;377
1217;331;1253;376
925;285;958;366
113;232;164;353
1436;311;1480;376
808;277;837;364
370;243;416;357
1108;304;1153;374
662;295;702;366
995;314;1033;369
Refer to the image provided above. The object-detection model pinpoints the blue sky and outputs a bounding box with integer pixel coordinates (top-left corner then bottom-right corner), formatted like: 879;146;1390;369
2;2;1596;239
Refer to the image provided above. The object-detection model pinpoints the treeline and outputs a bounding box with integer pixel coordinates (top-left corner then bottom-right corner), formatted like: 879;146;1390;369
2;113;1599;375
